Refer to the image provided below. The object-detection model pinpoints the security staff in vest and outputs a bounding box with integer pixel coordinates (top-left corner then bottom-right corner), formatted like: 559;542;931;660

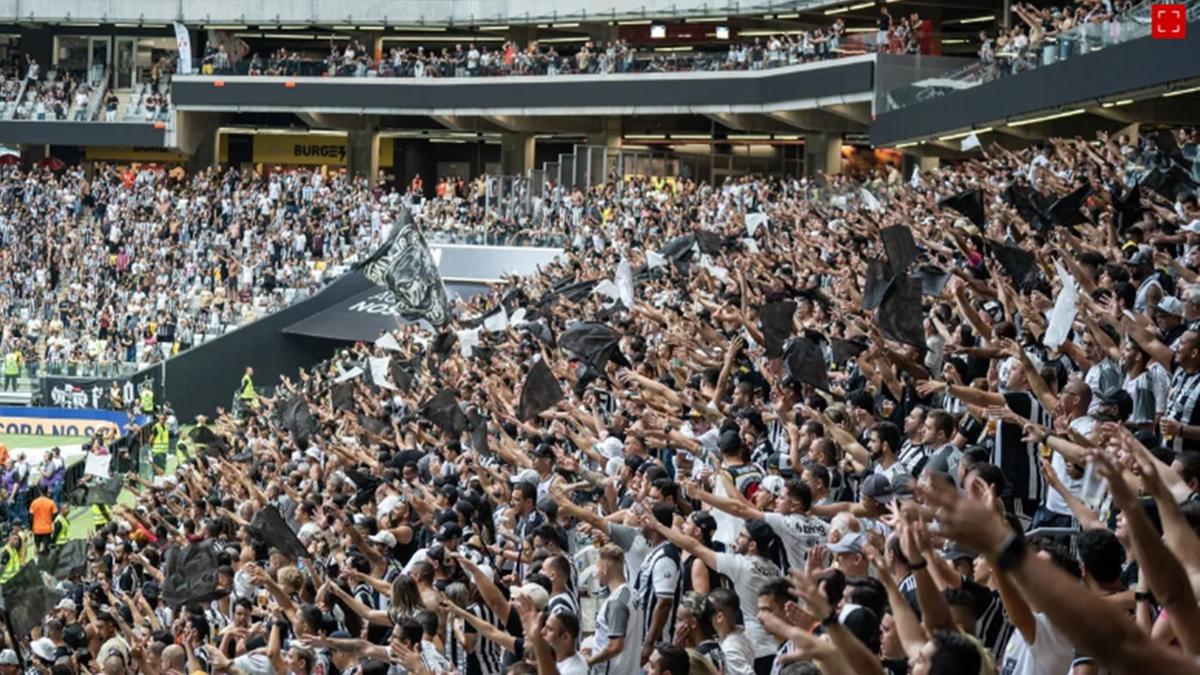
0;531;23;583
139;384;155;416
93;503;111;531
52;503;70;547
240;366;257;407
151;414;171;471
2;347;21;392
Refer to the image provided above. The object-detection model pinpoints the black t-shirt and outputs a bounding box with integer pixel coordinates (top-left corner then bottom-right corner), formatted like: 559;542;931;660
994;392;1051;501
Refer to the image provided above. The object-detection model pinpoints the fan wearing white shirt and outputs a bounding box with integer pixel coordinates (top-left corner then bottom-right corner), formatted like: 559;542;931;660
643;512;782;671
542;611;588;675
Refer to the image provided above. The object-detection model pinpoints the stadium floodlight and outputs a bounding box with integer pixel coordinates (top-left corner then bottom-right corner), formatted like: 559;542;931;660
938;127;991;141
1164;85;1200;98
849;2;876;10
1007;109;1085;127
956;15;995;24
617;19;652;25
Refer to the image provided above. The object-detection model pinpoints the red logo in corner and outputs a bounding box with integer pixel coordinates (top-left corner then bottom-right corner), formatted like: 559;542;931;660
1153;4;1187;39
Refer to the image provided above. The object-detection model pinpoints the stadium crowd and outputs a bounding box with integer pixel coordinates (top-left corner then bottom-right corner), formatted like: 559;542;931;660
0;165;545;379
1;125;1200;675
206;12;932;80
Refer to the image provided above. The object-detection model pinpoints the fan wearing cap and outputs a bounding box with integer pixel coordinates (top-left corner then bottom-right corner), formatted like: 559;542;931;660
1156;295;1188;349
810;473;896;542
1126;246;1164;315
640;507;782;672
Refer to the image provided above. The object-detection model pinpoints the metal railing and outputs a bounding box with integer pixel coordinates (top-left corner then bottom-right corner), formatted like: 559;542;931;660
881;0;1200;114
199;33;883;80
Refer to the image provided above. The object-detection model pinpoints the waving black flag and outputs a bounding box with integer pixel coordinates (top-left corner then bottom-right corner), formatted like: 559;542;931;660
39;539;88;580
862;260;891;310
783;336;831;393
356;414;389;438
917;264;952;297
518;359;564;421
759;302;797;359
881;225;919;275
250;505;308;560
1005;184;1053;230
162;543;224;608
536;279;600;308
277;395;317;443
1047;182;1093;228
830;337;869;366
938;189;986;228
877;274;927;350
1141;164;1199;201
419;389;468;434
389;355;416;391
1112;184;1144;233
3;563;59;636
331;382;356;411
695;230;725;255
992;243;1040;290
356;210;451;327
560;322;627;370
82;476;123;507
468;410;490;454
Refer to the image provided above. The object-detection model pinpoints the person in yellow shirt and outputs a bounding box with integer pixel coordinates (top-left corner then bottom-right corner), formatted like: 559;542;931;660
2;349;22;391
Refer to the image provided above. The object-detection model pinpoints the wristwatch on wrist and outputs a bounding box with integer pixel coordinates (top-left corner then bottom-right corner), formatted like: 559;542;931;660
994;532;1027;573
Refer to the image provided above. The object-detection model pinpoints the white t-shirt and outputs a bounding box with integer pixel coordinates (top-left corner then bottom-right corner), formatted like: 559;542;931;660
716;553;782;658
763;511;829;570
720;630;756;675
557;653;588;675
591;583;640;675
999;612;1074;675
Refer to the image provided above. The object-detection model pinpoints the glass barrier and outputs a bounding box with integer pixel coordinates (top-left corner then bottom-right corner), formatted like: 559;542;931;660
880;0;1200;114
196;34;884;80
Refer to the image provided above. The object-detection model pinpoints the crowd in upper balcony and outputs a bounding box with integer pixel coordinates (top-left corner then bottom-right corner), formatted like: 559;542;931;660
977;0;1148;75
198;8;936;80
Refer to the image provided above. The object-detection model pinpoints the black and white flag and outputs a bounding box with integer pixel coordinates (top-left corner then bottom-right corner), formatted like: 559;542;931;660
356;210;451;327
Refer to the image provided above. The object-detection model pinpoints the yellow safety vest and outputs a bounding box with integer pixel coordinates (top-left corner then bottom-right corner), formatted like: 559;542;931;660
0;544;20;583
93;505;111;528
140;389;154;413
152;423;170;455
239;374;256;401
2;353;18;376
53;515;70;545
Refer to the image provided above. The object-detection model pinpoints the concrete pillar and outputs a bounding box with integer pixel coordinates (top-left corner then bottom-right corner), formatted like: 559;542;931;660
500;132;535;176
803;132;843;177
587;117;622;149
348;129;380;181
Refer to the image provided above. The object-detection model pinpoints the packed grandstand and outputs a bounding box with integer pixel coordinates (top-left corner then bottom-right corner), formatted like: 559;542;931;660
0;122;1195;675
0;0;1199;673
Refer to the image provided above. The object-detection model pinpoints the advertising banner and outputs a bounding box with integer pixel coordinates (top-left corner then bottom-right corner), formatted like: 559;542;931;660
0;407;132;437
41;367;163;412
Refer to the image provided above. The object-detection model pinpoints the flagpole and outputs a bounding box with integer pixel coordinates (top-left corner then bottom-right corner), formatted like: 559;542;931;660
2;609;25;670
